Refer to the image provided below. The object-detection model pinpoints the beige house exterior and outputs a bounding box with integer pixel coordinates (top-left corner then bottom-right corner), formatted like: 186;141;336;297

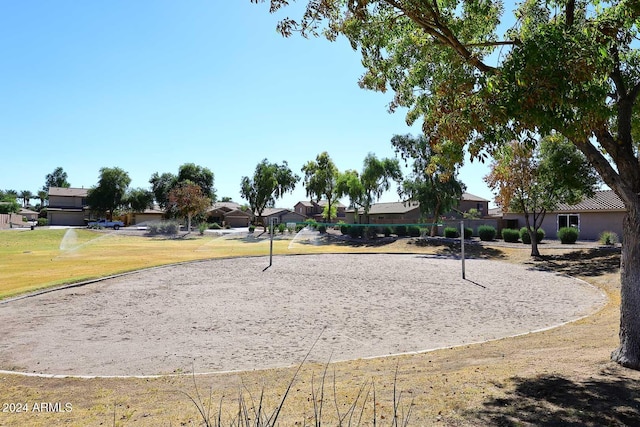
259;208;307;225
47;187;88;226
502;190;625;240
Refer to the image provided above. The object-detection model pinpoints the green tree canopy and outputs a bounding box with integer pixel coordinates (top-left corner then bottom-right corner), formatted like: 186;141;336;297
254;0;640;369
149;172;177;209
301;152;340;221
240;159;300;230
485;134;600;256
125;188;155;213
87;167;131;220
176;163;216;201
43;167;70;191
392;133;465;236
336;153;402;223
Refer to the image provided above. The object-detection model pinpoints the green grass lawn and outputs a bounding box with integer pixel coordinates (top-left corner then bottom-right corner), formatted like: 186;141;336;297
0;228;377;299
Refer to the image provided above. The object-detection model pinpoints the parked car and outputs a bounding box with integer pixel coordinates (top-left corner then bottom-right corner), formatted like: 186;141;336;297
87;219;124;230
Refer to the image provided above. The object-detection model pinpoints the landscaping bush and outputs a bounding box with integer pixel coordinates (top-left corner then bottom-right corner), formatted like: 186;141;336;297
394;225;407;237
599;230;619;246
278;223;286;234
248;225;255;233
382;226;393;237
558;226;579;244
340;224;350;235
36;218;48;227
477;225;496;241
444;227;459;238
295;223;305;232
520;227;545;244
305;218;318;230
349;225;363;238
501;228;520;243
317;224;327;234
208;222;222;229
162;222;179;235
364;226;377;239
464;227;473;239
408;225;421;237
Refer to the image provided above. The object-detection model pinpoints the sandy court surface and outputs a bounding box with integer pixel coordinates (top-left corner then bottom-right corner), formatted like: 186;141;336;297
0;254;605;377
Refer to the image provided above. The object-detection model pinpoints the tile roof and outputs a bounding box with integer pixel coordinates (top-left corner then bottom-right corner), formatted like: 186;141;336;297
555;190;625;212
48;187;88;197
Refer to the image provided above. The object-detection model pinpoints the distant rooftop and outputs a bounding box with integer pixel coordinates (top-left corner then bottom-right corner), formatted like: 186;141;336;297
48;187;88;197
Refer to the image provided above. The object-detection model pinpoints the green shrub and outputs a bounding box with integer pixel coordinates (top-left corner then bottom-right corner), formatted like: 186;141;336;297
248;225;256;233
478;225;496;241
520;227;545;244
198;223;208;235
502;228;520;243
317;224;327;234
408;225;421;237
305;218;318;230
464;227;473;239
599;231;619;246
365;226;377;239
349;225;363;238
209;222;222;229
382;226;393;237
444;227;459;238
36;218;48;226
295;224;305;232
395;225;407;237
558;226;579;244
340;224;350;235
278;223;286;234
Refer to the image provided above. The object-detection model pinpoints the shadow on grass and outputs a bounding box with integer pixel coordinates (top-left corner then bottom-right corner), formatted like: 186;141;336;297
473;370;640;426
530;247;621;277
411;237;507;260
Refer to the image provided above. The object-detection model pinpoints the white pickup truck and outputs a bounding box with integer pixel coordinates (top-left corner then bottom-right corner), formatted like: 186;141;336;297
87;219;125;230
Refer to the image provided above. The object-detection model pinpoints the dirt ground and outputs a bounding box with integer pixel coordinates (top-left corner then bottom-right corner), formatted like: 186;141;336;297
0;253;605;377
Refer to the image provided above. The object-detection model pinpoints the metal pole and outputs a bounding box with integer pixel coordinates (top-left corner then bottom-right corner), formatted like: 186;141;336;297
460;220;465;280
269;217;275;268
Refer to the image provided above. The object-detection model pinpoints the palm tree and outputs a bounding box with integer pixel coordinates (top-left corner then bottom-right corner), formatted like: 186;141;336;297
20;190;33;208
37;190;48;209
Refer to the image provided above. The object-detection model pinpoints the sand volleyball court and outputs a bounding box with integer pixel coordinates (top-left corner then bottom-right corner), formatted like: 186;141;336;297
0;254;605;377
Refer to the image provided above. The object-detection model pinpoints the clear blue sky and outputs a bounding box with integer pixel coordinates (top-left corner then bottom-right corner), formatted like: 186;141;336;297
1;1;500;209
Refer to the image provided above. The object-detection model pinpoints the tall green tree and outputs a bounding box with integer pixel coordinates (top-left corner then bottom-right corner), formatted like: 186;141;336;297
255;0;640;369
168;182;211;233
86;167;131;220
485;135;599;256
125;188;155;213
301;152;340;221
149;172;177;209
392;134;464;236
176;163;216;201
43;167;70;191
240;159;300;230
336;153;402;223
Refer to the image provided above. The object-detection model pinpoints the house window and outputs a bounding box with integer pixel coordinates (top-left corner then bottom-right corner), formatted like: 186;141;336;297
558;214;580;230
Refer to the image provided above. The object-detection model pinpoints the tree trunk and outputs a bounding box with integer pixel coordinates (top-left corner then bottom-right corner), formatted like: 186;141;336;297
523;212;540;257
187;214;192;233
611;205;640;368
430;201;442;237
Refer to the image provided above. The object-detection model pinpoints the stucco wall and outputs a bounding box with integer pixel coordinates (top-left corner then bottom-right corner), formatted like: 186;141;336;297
503;211;624;240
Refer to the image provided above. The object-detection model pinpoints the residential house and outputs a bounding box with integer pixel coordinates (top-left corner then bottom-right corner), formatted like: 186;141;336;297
293;200;346;222
128;205;165;225
502;189;625;240
345;201;421;224
47;187;88;226
344;193;490;225
258;208;307;226
207;201;253;227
